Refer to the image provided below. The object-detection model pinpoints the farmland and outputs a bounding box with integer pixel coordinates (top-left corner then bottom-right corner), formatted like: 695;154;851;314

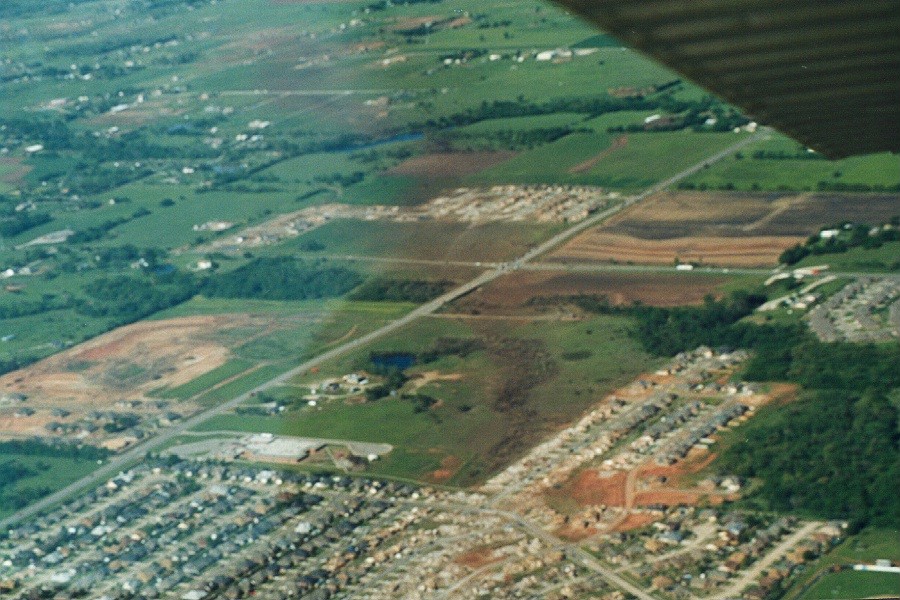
551;191;900;267
1;0;895;374
449;269;735;315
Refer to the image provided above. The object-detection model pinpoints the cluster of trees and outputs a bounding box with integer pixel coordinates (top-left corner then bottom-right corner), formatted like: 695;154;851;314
718;359;899;528
815;181;900;193
747;149;824;160
366;0;442;12
0;439;110;460
0;211;51;238
349;278;453;303
446;126;583;151
203;257;363;301
575;291;900;527
78;271;197;324
779;220;899;265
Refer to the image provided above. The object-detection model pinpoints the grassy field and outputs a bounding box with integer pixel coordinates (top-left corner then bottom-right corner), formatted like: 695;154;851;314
274;218;561;263
151;358;257;401
799;570;900;600
472;130;750;189
194;313;658;485
682;133;900;192
784;529;900;600
792;241;900;273
0;453;101;521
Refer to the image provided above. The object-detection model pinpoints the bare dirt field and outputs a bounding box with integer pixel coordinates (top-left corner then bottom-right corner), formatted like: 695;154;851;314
559;469;628;507
610;512;660;532
0;315;272;443
388;151;516;179
551;191;900;267
451;270;729;315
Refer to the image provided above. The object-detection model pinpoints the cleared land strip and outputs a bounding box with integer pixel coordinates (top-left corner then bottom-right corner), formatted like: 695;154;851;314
0;131;765;539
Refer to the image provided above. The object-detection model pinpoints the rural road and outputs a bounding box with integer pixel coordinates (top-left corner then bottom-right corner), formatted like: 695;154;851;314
0;131;763;534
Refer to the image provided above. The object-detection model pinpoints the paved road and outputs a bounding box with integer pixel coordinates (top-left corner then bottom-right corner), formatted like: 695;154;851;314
0;130;764;532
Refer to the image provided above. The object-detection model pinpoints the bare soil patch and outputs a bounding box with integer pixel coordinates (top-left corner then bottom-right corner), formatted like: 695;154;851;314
454;545;502;569
0;157;30;185
552;191;900;267
0;315;267;442
452;270;728;314
561;469;628;507
387;151;516;179
610;512;661;532
554;232;801;267
428;455;463;484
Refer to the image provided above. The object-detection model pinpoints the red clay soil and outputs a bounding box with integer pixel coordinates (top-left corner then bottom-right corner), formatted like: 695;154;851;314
610;512;661;532
555;523;600;542
428;455;463;484
632;489;719;507
566;470;628;507
568;135;628;174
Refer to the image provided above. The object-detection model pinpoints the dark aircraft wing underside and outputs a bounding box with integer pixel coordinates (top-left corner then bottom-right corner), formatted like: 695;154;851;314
554;0;900;159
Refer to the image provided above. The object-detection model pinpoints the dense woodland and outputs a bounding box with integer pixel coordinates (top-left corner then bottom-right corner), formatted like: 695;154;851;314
349;278;453;303
202;258;363;301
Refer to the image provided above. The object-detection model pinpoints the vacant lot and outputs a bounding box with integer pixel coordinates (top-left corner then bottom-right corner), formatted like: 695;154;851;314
552;191;900;267
451;270;730;315
0;316;246;439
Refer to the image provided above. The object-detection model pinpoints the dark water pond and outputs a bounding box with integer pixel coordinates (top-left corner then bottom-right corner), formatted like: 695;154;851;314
371;352;416;370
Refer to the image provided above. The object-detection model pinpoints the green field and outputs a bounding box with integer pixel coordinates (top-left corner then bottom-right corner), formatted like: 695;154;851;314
792;241;900;273
472;130;751;189
274;218;561;263
785;529;900;600
682;133;900;192
800;570;900;600
195;313;657;485
152;358;257;401
0;452;102;521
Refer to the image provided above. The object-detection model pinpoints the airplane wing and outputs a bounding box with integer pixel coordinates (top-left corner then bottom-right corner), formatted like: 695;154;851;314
553;0;900;158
